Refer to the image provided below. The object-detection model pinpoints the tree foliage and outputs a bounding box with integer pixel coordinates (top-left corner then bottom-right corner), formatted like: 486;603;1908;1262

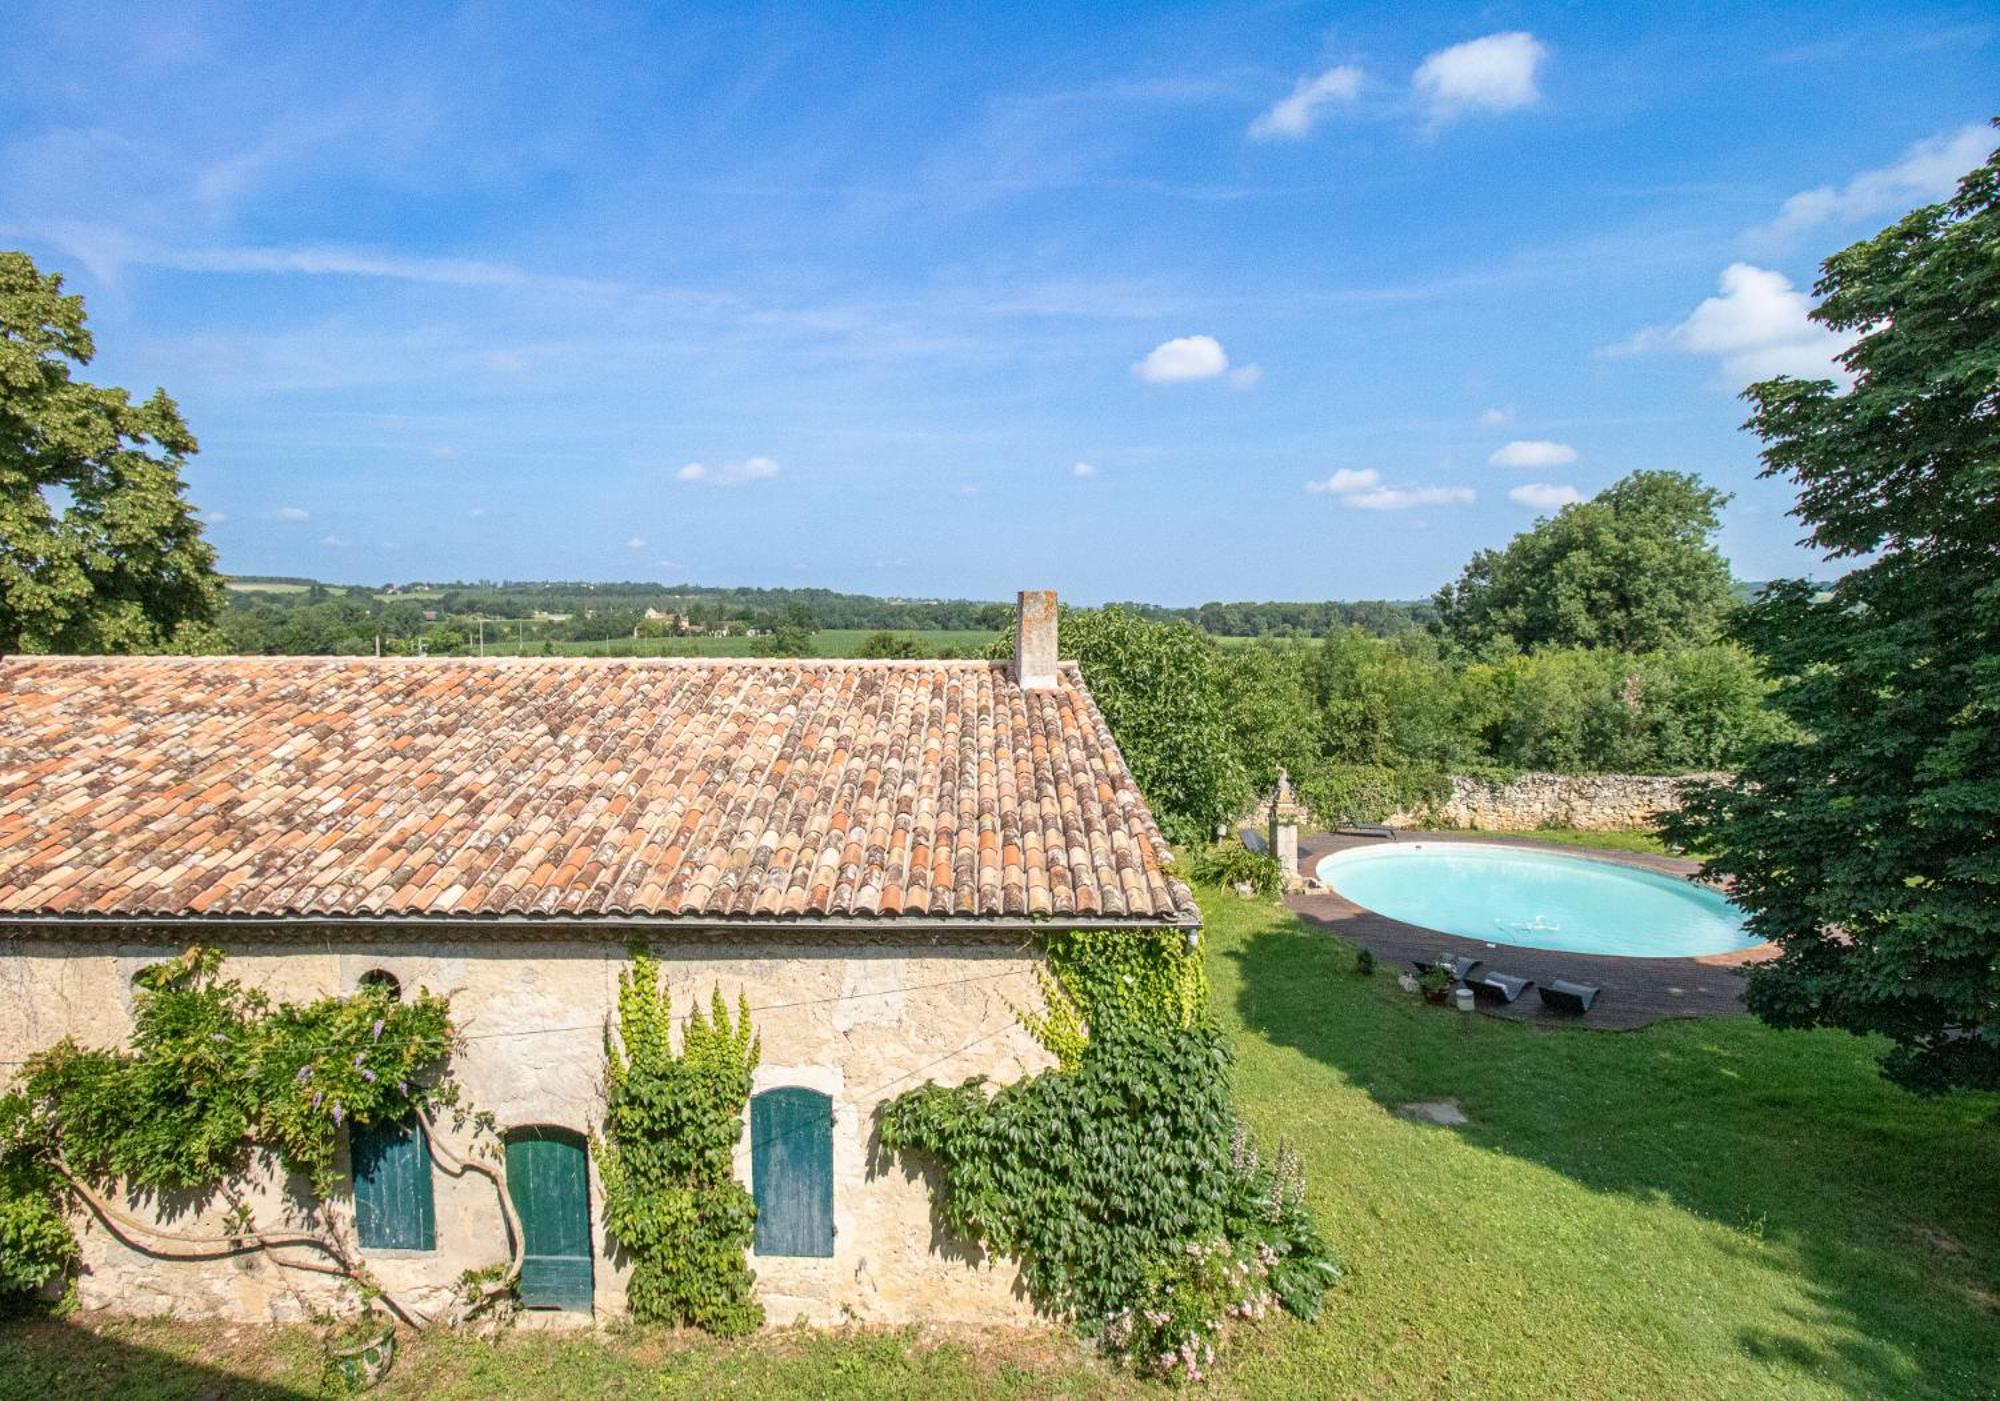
0;251;222;653
1666;129;2000;1096
1433;470;1737;654
1046;606;1249;843
752;603;818;658
596;949;763;1334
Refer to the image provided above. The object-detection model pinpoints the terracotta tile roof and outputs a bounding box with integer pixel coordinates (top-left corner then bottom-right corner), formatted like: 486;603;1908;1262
0;656;1195;928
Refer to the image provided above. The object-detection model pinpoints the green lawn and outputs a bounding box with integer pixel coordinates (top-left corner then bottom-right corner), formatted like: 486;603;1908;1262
4;888;1995;1398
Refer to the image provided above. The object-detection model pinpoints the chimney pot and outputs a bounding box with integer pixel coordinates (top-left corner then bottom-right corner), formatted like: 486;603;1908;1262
1012;590;1059;689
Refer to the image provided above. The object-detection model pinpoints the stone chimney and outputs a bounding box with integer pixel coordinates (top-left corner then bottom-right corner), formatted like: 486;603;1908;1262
1012;590;1059;689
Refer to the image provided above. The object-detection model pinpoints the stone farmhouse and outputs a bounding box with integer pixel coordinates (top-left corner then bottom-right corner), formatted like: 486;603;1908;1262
0;593;1197;1325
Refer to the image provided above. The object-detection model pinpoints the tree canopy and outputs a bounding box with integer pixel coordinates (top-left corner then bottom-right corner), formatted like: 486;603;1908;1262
1664;127;2000;1096
0;251;221;653
1038;606;1247;845
1432;470;1736;655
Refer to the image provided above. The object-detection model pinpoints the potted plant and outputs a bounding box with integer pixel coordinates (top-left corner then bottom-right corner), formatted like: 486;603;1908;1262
324;1310;396;1392
1417;964;1454;1005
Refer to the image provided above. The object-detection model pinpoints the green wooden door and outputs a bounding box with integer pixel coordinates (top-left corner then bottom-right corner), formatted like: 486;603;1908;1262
352;1114;435;1250
505;1128;594;1310
751;1087;834;1257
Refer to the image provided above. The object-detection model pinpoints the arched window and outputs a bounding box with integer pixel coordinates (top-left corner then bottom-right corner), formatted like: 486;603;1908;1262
751;1087;834;1257
357;969;402;1000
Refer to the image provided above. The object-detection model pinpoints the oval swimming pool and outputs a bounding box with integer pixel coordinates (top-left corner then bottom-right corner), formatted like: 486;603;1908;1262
1314;842;1760;959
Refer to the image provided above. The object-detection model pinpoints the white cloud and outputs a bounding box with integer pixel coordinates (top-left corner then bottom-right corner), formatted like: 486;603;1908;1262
202;510;228;524
1227;364;1263;388
676;456;781;487
1752;124;1990;244
1248;65;1363;140
467;507;488;518
1072;461;1097;478
319;534;346;548
1620;263;1858;384
1133;334;1231;384
655;559;680;569
1479;406;1513;425
276;506;309;521
1414;32;1547;119
1304;468;1383;494
1489;439;1577;469
1509;482;1583;511
625;536;646;549
1342;484;1476;511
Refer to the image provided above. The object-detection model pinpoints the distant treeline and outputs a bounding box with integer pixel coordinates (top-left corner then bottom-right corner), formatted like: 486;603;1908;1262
217;578;1432;655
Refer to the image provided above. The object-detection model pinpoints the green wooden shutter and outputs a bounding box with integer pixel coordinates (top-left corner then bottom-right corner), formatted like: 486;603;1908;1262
352;1114;435;1251
751;1087;834;1257
505;1129;595;1310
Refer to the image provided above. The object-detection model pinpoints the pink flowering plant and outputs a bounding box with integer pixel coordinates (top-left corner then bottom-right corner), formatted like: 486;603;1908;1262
1102;1238;1276;1384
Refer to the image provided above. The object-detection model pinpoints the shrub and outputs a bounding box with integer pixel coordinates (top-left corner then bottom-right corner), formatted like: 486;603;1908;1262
1185;843;1284;897
1294;762;1450;827
878;931;1339;1377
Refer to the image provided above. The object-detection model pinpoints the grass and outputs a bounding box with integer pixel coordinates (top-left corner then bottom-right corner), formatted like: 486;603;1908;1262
4;888;1995;1398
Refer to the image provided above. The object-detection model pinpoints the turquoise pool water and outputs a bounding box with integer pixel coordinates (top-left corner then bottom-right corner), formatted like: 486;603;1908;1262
1314;842;1760;958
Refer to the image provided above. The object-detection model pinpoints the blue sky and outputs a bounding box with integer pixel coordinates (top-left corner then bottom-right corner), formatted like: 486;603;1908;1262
2;3;1993;604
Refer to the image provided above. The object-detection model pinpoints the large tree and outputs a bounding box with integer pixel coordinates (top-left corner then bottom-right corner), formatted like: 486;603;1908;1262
1433;470;1736;654
0;251;220;653
1665;129;2000;1096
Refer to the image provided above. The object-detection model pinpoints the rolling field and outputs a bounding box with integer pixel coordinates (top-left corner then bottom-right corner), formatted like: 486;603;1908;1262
471;629;1000;659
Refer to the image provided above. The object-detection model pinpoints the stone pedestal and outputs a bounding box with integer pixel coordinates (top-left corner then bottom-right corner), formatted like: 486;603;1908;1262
1265;767;1307;891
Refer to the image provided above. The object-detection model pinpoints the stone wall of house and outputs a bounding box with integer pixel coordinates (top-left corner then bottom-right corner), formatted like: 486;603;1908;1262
1387;772;1727;832
0;935;1053;1328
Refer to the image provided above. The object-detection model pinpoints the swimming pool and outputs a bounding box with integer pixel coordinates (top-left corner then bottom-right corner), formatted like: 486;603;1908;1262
1313;842;1760;959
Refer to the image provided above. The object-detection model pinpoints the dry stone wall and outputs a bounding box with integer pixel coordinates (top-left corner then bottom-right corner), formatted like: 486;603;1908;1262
1387;772;1726;832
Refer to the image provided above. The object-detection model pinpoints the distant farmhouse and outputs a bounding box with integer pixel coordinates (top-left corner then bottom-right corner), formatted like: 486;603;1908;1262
0;593;1194;1325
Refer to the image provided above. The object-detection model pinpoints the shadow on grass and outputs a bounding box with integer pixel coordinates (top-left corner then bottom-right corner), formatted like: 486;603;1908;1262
0;1317;315;1400
1226;915;2000;1401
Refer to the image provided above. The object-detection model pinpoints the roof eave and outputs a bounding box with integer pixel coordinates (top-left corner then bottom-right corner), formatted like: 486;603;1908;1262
0;909;1203;937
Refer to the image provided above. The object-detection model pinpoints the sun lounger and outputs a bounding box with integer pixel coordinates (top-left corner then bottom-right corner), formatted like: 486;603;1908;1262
1414;954;1486;983
1538;979;1600;1015
1472;971;1534;1003
1335;821;1396;839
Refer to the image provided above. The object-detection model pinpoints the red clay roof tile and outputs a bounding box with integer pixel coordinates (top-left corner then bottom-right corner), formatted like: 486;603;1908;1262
0;656;1193;927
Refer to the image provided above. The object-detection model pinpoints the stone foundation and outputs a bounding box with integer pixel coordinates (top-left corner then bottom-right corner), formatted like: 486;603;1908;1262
1388;771;1726;832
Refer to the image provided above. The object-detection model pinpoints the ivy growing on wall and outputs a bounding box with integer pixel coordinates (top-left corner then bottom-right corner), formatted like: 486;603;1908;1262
879;930;1339;1382
596;947;763;1336
0;946;457;1312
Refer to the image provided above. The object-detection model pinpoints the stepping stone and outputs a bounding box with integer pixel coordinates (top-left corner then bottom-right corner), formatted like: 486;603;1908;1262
1398;1099;1469;1126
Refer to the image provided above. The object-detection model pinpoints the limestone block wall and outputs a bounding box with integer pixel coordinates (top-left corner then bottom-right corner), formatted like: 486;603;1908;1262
0;935;1053;1327
1388;772;1727;832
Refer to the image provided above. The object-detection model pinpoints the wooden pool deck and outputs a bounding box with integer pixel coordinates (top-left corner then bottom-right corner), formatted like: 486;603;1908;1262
1281;830;1775;1030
